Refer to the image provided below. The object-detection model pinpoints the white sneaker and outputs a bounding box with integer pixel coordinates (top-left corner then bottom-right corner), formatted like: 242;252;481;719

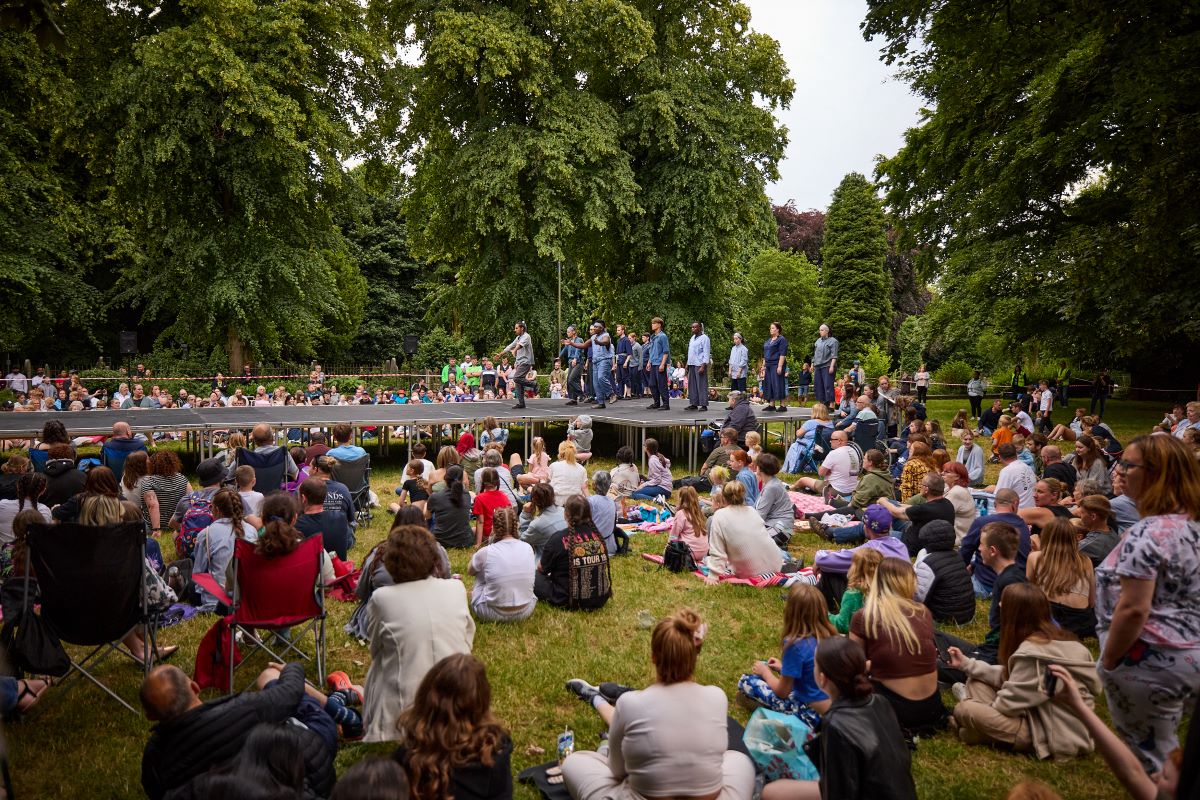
952;682;968;702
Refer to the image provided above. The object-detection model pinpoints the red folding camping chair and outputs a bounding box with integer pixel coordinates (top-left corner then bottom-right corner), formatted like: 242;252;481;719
192;535;326;693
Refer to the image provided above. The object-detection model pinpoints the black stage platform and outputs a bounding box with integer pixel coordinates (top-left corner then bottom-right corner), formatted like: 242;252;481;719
1;400;811;471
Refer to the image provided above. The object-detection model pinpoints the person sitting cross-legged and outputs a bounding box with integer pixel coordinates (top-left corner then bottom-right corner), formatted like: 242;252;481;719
812;504;909;615
705;481;783;581
790;430;860;503
562;608;756;800
467;507;536;623
876;472;957;559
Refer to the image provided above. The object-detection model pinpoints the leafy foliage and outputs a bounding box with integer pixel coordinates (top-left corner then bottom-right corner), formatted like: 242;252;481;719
773;203;825;265
933;359;976;395
819;173;892;363
864;0;1200;385
735;248;821;358
389;0;793;353
411;327;476;375
858;340;893;385
897;314;928;374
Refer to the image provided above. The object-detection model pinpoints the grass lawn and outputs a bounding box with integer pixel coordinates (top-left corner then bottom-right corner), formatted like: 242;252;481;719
4;399;1173;799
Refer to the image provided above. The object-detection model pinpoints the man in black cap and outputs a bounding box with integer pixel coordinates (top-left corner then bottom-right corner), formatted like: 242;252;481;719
167;457;226;533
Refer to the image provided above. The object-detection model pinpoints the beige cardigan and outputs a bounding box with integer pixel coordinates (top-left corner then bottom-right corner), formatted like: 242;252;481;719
961;637;1102;761
362;577;476;742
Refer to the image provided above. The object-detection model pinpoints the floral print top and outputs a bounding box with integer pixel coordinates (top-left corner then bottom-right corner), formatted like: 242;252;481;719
1095;514;1200;648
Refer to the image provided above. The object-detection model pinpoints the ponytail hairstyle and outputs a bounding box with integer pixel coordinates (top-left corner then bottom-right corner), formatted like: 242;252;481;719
815;635;873;701
651;608;706;684
446;465;467;508
846;546;884;593
644;438;665;466
406;460;430;494
212;489;247;537
257;493;301;558
16;472;47;511
11;508;46;578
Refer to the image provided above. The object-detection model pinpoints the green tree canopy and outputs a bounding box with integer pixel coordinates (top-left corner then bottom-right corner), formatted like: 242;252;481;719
71;0;378;369
735;249;821;360
819;172;891;363
864;0;1200;385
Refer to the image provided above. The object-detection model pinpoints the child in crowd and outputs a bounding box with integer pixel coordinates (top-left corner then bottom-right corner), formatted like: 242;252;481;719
744;431;762;462
670;486;709;562
471;468;512;548
235;465;265;519
990;415;1014;461
950;409;969;437
828;548;883;634
705;466;730;513
737;583;834;727
567;416;593;464
393;460;431;514
1012;434;1035;470
282;448;310;494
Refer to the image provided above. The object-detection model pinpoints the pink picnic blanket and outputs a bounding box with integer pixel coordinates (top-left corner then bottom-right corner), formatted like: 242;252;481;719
640;553;792;587
789;492;834;516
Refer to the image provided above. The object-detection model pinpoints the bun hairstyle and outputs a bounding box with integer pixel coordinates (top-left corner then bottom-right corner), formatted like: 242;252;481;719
815;635;873;701
651;608;706;684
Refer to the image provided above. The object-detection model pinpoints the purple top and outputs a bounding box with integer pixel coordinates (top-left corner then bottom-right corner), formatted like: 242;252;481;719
641;455;673;492
814;536;909;574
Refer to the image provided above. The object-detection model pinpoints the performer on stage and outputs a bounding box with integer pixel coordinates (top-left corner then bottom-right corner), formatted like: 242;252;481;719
496;321;535;410
567;321;615;410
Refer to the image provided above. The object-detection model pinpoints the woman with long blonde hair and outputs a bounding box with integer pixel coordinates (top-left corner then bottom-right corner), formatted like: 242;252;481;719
1025;518;1095;639
850;558;946;737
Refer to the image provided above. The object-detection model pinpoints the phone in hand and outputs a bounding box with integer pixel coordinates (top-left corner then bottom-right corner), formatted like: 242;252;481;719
1042;665;1058;696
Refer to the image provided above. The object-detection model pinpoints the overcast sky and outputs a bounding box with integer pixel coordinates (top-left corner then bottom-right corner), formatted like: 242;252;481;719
744;0;925;211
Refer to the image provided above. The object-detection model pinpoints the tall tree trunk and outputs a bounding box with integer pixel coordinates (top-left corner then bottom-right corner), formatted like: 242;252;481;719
227;326;245;373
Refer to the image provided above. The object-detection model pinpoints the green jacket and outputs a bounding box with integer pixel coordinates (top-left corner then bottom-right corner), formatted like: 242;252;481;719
852;468;895;509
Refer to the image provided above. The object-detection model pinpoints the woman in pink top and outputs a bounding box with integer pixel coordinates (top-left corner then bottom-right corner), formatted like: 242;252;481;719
631;439;672;501
671;486;709;561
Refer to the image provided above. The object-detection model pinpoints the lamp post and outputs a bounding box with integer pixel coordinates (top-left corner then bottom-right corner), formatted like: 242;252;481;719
557;260;562;338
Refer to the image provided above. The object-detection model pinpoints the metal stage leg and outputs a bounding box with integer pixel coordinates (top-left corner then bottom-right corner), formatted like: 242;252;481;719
690;423;698;473
641;428;646;473
383;425;389;457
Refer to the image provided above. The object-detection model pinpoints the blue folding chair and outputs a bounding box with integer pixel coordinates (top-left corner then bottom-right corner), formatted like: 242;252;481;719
28;449;50;473
100;445;136;484
236;447;288;495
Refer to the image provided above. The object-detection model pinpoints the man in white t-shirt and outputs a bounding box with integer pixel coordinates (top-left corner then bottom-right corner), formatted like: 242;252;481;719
1009;401;1035;435
1036;380;1054;434
791;429;860;496
986;442;1036;508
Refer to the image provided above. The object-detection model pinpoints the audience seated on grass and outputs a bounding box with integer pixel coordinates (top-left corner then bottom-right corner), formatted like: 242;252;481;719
519;482;566;558
192;489;258;613
737;583;834;727
40;443;84;507
472;467;514;548
309;456;356;526
828;548;883;635
549;440;590;505
754;453;793;545
587;470;620;554
1075;494;1119;566
631;439;672;501
534;495;612;610
813;504;907;609
912;519;976;625
1017;479;1076;540
424;464;475;549
295;477;356;560
959;489;1031;599
393;654;512;800
878;472;956;559
468;507;537;622
705;481;783;581
512;436;550;489
363;524;475;742
563;608;756;800
760;636;917;800
946;583;1100;760
973;521;1029;664
1025;518;1096;640
849;558;948;738
139;662;343;800
670;486;710;563
0;473;50;545
330;757;409;800
473;447;517;497
790;430;859;502
234;465;265;520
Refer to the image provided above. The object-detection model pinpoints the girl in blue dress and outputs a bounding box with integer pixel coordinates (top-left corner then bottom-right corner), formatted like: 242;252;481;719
763;322;789;411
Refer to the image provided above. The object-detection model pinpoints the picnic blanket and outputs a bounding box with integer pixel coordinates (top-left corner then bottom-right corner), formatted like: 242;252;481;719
789;492;834;516
640;553;793;587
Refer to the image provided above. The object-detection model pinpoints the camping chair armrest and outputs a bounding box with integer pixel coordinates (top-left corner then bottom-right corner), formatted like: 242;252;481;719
191;573;232;606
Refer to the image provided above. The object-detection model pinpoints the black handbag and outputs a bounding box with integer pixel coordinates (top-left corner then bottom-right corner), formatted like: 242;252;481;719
0;576;70;677
662;539;698;573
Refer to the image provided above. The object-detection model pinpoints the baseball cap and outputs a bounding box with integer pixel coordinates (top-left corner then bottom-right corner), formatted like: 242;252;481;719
863;504;893;535
195;457;226;487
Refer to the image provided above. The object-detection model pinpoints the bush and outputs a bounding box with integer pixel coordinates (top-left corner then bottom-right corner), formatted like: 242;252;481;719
857;341;893;384
933;359;976;395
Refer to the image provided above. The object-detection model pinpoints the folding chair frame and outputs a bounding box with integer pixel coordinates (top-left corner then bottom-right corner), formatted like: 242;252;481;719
192;542;327;695
24;525;157;714
332;454;373;525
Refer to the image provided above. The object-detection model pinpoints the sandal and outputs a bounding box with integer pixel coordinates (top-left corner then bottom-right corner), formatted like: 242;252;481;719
15;678;48;712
